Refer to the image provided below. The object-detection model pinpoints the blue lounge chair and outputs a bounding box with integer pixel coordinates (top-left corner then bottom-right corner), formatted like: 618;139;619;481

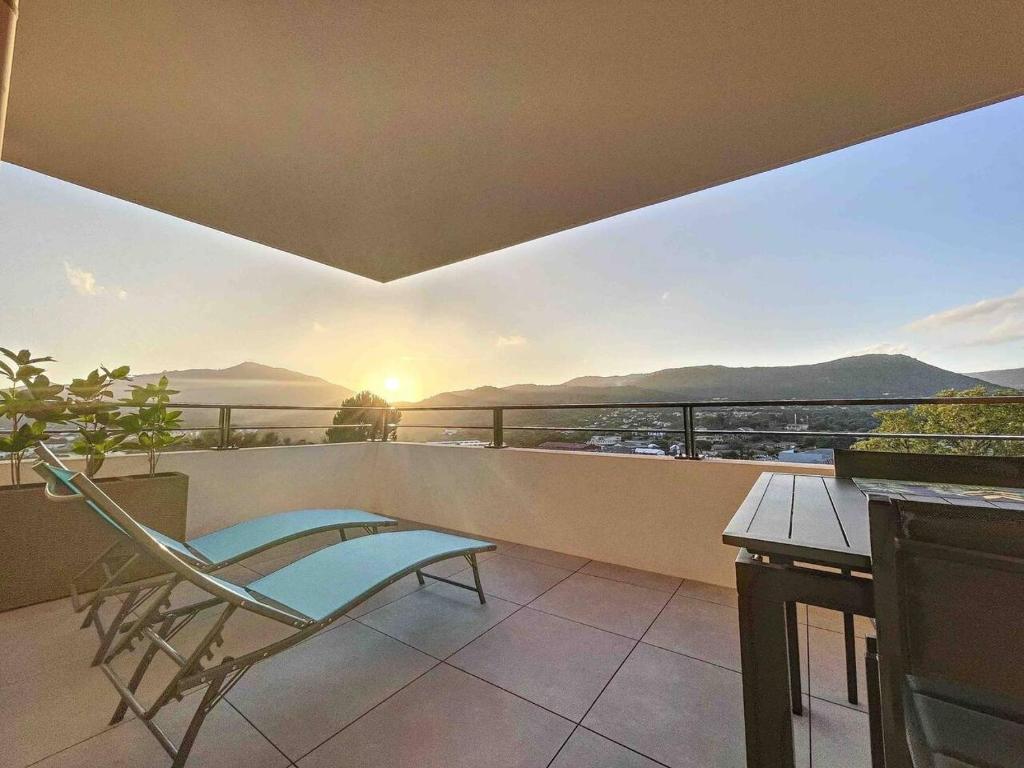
32;455;494;768
33;444;396;662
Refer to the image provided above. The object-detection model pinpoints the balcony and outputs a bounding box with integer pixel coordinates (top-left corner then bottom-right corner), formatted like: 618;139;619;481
2;441;873;768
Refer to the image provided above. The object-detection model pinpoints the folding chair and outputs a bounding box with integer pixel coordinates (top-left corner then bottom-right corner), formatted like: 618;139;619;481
34;444;396;664
33;456;495;768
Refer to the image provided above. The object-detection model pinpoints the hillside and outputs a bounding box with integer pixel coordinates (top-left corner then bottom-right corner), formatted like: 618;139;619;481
413;355;992;409
125;362;354;428
971;367;1024;390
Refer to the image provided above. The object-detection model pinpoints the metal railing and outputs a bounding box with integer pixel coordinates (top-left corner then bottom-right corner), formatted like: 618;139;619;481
43;394;1023;459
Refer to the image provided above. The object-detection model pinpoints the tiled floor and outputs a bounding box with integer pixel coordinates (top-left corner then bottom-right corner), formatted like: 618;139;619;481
1;525;871;768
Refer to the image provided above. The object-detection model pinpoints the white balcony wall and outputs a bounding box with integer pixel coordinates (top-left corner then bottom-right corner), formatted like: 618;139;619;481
380;444;832;588
8;442;832;587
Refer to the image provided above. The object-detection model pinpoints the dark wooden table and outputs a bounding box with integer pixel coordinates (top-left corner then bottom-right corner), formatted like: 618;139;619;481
723;472;875;768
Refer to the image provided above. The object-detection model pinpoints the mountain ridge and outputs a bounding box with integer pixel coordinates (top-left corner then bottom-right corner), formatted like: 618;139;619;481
408;354;997;407
971;367;1024;390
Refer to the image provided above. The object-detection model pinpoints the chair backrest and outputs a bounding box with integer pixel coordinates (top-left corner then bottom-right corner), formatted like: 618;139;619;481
31;447;201;564
870;494;1024;764
836;448;1024;487
31;454;311;627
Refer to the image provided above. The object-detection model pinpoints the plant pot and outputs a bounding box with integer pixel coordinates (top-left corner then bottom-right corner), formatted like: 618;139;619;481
0;472;188;612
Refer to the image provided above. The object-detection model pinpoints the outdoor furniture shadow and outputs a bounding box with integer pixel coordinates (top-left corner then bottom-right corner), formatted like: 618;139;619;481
33;444;397;663
869;491;1024;767
32;456;494;768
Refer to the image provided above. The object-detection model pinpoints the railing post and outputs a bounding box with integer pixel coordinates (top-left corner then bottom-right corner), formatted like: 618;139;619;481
379;407;389;442
214;406;234;450
678;407;691;459
491;408;504;448
683;405;699;459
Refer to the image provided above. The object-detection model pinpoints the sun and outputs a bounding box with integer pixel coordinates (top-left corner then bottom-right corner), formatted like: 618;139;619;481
383;376;401;393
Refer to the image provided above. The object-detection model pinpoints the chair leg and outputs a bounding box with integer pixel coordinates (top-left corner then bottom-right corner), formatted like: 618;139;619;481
109;616;174;725
786;601;803;715
865;635;885;768
92;587;141;666
844;612;859;705
415;570;425;585
469;554;486;605
171;674;225;768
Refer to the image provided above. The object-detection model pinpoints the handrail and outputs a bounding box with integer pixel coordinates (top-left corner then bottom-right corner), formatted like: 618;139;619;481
36;394;1024;458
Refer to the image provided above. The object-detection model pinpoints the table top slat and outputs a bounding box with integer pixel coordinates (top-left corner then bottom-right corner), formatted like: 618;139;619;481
823;477;871;559
745;472;794;540
791;475;848;550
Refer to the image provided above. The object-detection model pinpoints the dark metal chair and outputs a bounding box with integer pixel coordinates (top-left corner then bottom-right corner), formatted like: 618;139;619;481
868;492;1024;767
824;449;1024;713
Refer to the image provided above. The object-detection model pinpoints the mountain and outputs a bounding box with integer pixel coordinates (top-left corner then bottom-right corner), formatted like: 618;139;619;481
971;367;1024;390
411;355;993;409
125;362;354;429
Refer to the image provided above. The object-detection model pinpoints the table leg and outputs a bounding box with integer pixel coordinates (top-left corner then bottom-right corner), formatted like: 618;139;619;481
737;550;795;768
785;601;804;715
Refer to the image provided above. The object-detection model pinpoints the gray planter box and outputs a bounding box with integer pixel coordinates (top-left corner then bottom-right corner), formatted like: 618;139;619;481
0;472;188;612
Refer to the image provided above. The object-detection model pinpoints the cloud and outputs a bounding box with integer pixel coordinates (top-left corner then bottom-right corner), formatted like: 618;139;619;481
904;287;1024;348
496;334;527;347
961;317;1024;347
312;321;327;333
64;262;102;295
906;288;1024;331
64;261;128;299
660;291;670;302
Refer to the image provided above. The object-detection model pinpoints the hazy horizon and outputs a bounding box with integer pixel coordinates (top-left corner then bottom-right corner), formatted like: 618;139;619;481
3;96;1023;402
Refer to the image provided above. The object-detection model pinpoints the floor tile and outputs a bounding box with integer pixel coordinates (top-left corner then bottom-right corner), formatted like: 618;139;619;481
0;595;121;689
583;643;746;768
642;595;741;671
805;605;874;638
529;573;670;639
674;579;738;608
0;662;129;767
298;664;573;768
228;621;436;759
30;692;289;768
450;554;572;604
449;607;634;721
358;582;518;658
580;561;681;593
550;728;663;767
806;625;868;712
503;543;590;571
807;697;871;767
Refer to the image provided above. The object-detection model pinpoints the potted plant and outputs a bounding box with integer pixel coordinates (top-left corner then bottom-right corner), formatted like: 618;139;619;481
117;376;183;476
65;364;132;477
0;348;65;487
1;353;189;611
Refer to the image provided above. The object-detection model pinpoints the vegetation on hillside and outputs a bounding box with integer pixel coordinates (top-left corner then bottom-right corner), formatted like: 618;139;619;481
853;387;1024;456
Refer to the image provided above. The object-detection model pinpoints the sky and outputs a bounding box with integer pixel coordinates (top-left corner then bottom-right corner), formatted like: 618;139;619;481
2;96;1023;402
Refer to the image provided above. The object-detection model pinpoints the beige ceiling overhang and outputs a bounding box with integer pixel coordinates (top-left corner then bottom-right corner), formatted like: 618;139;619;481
3;2;1024;282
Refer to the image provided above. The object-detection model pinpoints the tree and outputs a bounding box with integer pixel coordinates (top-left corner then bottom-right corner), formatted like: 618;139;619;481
853;387;1024;456
326;391;401;443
